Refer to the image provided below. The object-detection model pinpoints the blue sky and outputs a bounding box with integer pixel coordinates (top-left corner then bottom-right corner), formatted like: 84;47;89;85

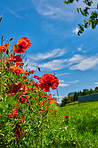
0;0;98;102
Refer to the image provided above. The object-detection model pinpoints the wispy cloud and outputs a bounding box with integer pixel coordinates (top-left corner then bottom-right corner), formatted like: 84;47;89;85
59;83;69;87
55;95;65;102
66;80;79;84
26;51;98;71
73;27;79;34
68;54;84;65
69;55;98;71
59;79;79;87
59;80;64;83
77;45;86;53
39;59;67;71
57;73;70;76
28;48;66;61
31;0;76;21
5;7;21;18
94;82;98;85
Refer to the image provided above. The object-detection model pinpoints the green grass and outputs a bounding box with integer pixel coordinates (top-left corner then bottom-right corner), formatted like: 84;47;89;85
46;101;98;148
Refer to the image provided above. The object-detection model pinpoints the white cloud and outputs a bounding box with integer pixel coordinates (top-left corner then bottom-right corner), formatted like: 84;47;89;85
57;73;70;76
73;27;79;34
59;80;64;83
55;95;65;102
66;80;79;84
26;52;98;72
68;54;83;65
94;82;98;85
39;59;67;71
28;48;66;61
31;0;76;21
77;45;86;53
59;83;69;87
77;47;82;51
69;56;98;71
59;79;79;88
5;7;21;18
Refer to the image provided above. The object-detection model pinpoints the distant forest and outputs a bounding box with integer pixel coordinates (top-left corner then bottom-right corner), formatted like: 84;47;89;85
60;87;98;107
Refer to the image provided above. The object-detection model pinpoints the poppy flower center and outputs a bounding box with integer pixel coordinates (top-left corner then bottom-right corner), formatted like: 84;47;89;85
47;81;51;86
15;130;20;134
19;45;23;48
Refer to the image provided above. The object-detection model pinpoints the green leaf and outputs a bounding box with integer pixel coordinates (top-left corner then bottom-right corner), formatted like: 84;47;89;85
97;4;98;9
76;8;79;13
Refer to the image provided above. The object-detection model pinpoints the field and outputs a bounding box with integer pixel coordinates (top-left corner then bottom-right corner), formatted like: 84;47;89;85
46;101;98;148
0;37;98;148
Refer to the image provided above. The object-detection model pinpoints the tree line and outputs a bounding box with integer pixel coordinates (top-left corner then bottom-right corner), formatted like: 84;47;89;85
60;87;98;106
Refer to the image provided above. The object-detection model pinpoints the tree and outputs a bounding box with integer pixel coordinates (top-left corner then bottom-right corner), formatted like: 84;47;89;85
63;0;98;35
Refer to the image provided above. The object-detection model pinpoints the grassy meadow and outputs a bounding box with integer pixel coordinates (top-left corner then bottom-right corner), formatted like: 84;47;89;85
0;37;98;147
46;101;98;148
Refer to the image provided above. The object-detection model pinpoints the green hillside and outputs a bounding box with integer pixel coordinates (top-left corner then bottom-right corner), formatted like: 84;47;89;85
47;101;98;147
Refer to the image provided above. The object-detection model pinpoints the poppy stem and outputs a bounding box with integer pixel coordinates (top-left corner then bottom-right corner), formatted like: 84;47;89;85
0;35;3;98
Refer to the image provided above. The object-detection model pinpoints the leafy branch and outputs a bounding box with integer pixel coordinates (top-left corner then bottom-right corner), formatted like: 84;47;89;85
63;0;98;35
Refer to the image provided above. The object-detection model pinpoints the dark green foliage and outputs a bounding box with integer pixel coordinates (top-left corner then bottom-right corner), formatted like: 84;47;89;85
63;0;98;35
61;87;98;106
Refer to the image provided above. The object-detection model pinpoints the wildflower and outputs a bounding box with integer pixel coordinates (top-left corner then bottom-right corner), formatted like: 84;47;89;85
33;75;40;80
64;116;69;119
17;95;28;104
24;72;29;75
16;62;20;66
39;74;59;92
21;85;27;93
34;82;39;87
8;109;19;117
0;43;9;52
22;75;27;79
55;110;57;113
14;37;32;53
15;128;24;138
29;70;34;74
9;82;22;93
8;55;22;62
20;116;25;121
10;66;25;74
52;141;55;145
20;62;24;66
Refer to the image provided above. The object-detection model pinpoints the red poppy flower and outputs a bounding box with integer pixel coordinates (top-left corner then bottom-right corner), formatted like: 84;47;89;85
14;37;32;53
8;55;22;62
55;110;57;113
16;62;19;66
33;75;40;80
20;62;24;66
22;75;27;79
29;70;34;74
64;116;69;119
9;82;22;93
10;66;25;74
24;72;29;75
8;109;19;117
34;82;39;87
20;116;25;121
52;141;55;145
39;74;59;92
21;85;27;93
17;95;28;103
0;43;9;52
15;128;24;138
